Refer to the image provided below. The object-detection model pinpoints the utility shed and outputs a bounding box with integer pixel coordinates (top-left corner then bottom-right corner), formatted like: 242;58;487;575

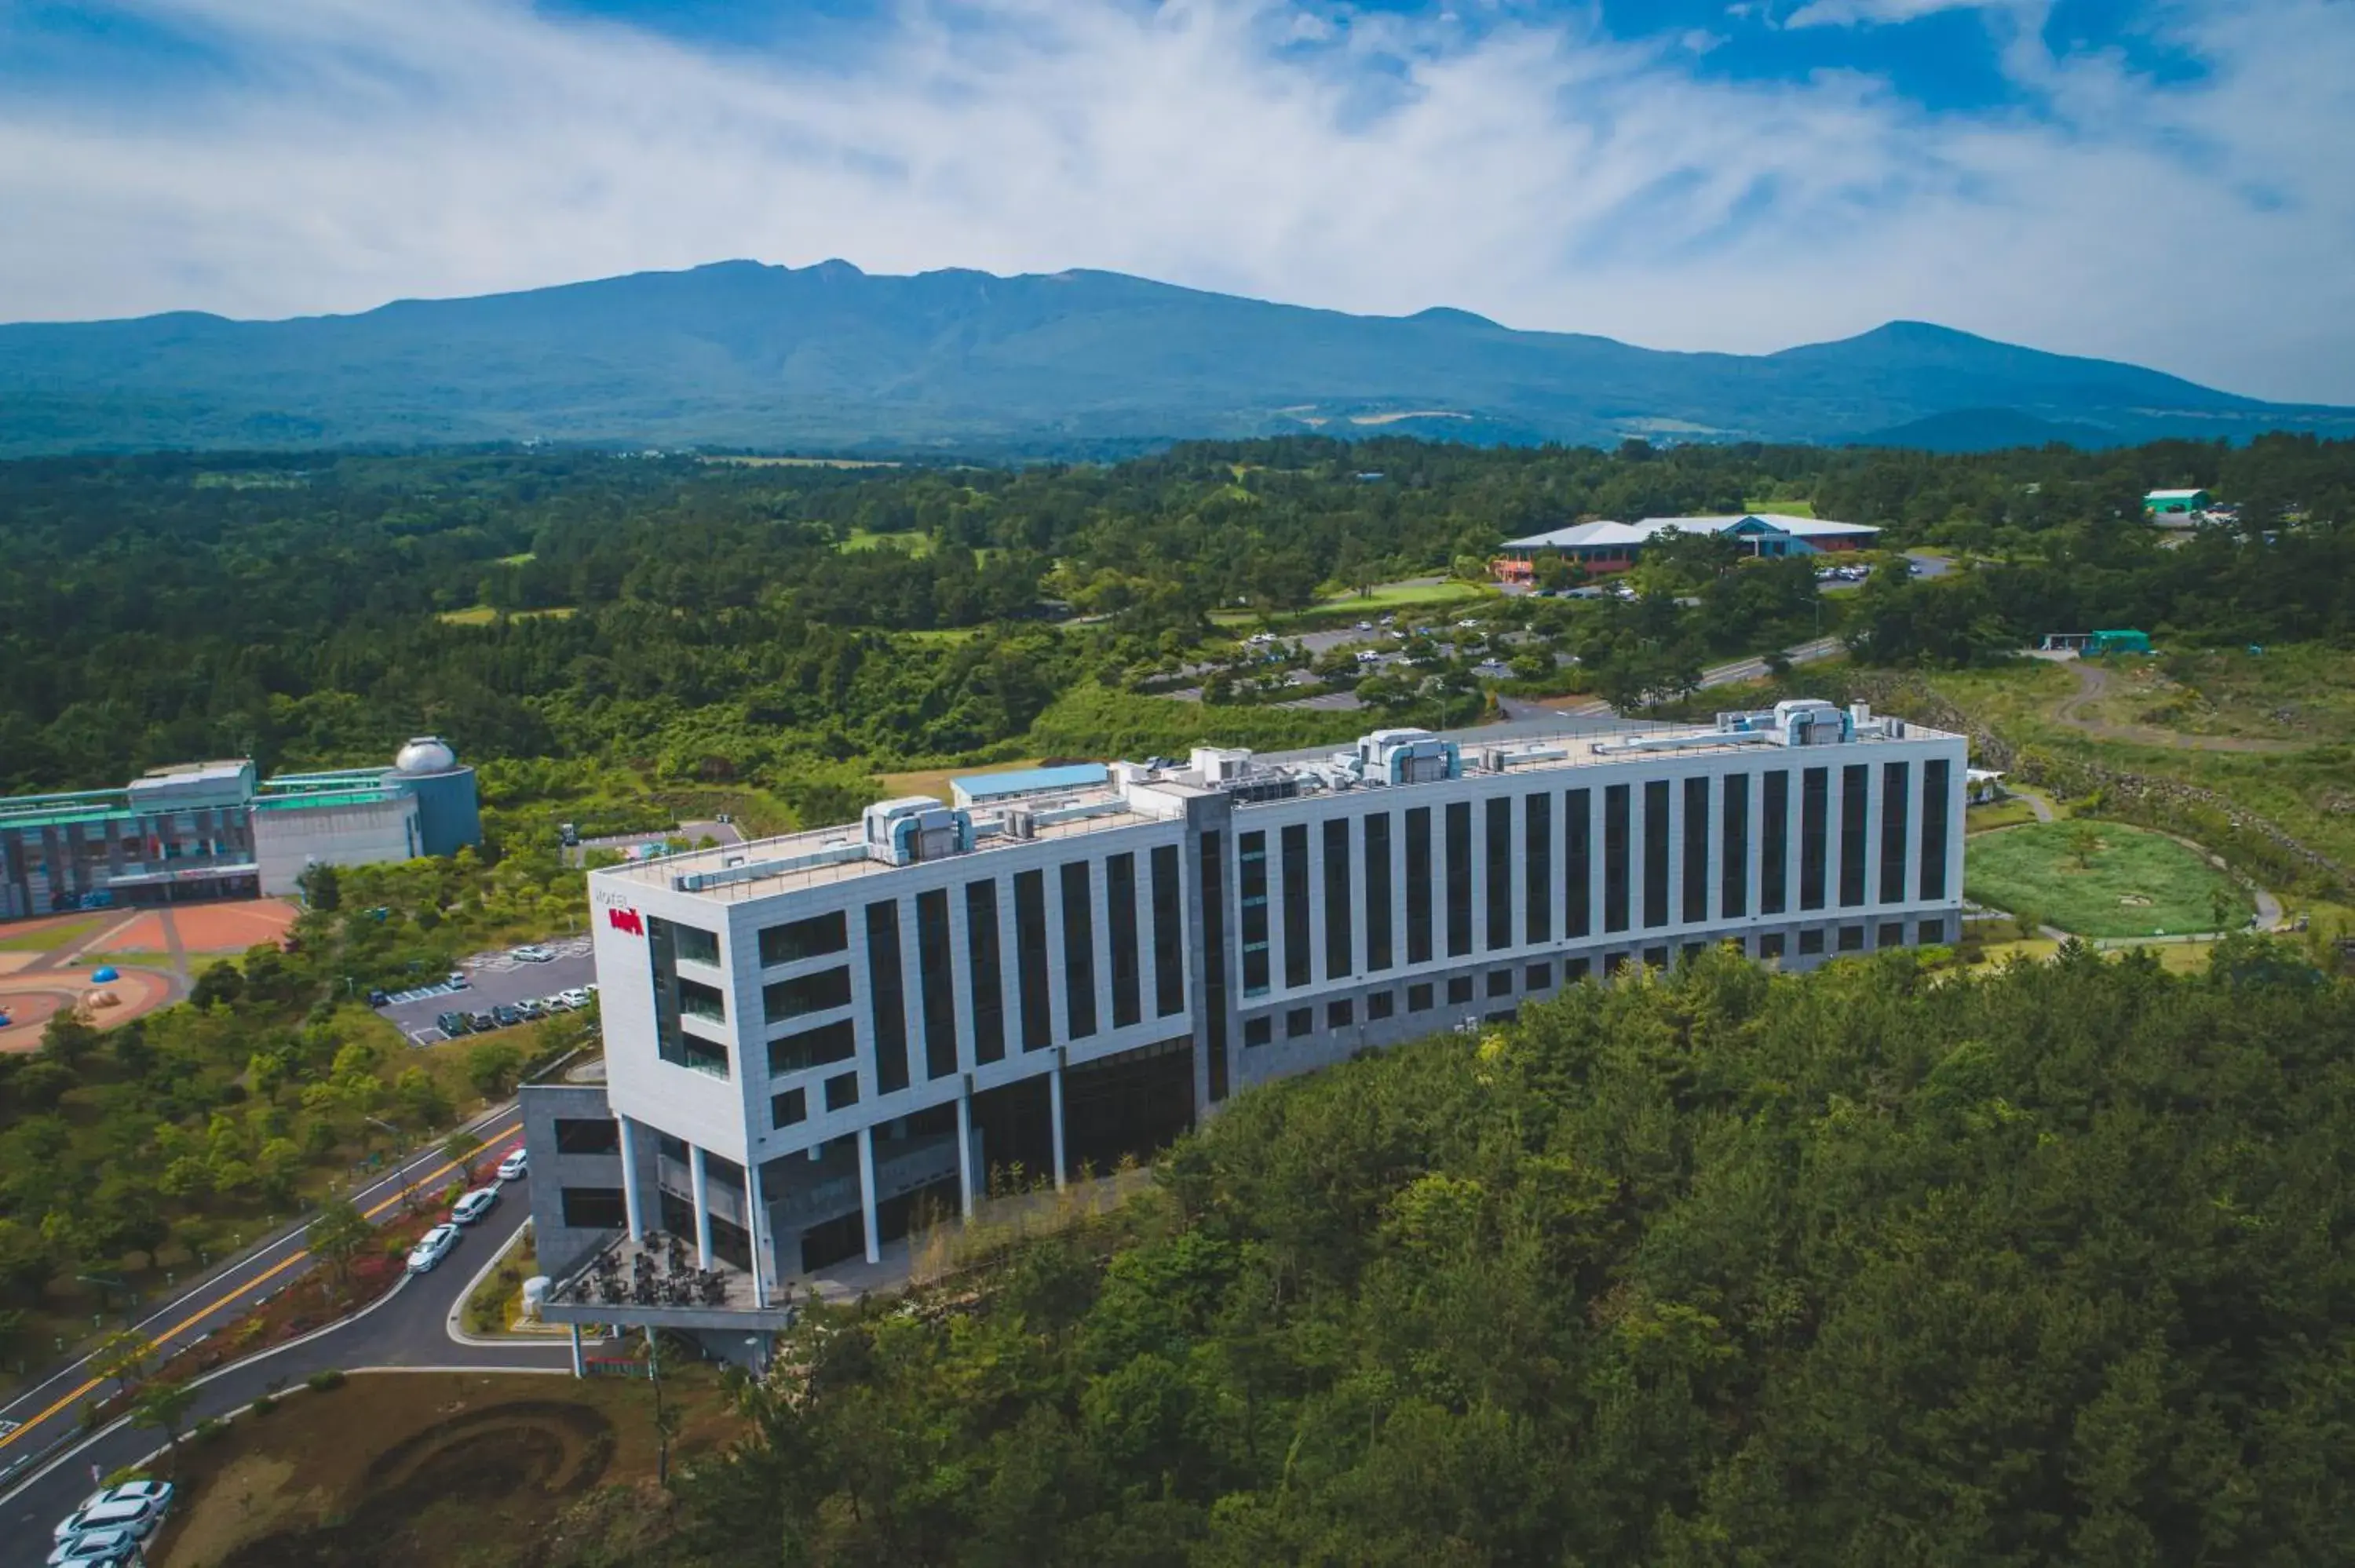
2089;629;2153;656
951;764;1112;808
2145;489;2211;514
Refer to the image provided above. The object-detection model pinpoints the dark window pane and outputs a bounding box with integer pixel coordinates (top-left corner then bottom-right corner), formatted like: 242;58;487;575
1367;990;1394;1019
1839;764;1869;908
768;1018;856;1076
1281;824;1312;990
917;888;958;1079
1405;808;1433;964
1364;813;1393;971
1484;797;1513;950
1761;771;1791;915
1408;983;1433;1012
1681;775;1709;924
1565;788;1592;937
1107;852;1141;1029
1152;844;1185;1017
1323;818;1353;979
1880;761;1911;904
1524;793;1551;944
1642;779;1670;929
1286;1007;1313;1038
763;965;852;1023
1603;784;1630;933
1240;830;1271;995
553;1118;620;1155
759;910;848;967
1921;760;1952;900
772;1088;808;1127
1244;1015;1272;1047
865;902;909;1093
824;1071;860;1110
1721;774;1749;919
1800;768;1829;911
1061;860;1098;1039
1201;832;1229;1103
1014;870;1053;1052
560;1187;627;1229
966;881;1006;1064
1327;998;1353;1028
1445;801;1473;957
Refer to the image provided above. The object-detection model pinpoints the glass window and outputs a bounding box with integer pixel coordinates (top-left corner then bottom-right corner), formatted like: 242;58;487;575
759;910;847;968
1327;998;1354;1028
1525;961;1553;990
966;881;1006;1065
823;1071;860;1111
1644;946;1669;970
1762;771;1791;915
1799;768;1829;911
1880;762;1911;904
1524;793;1551;945
553;1118;620;1154
1838;924;1866;952
1921;760;1952;901
768;1018;856;1076
1565;957;1591;983
865;903;910;1093
1758;932;1786;960
1240;830;1271;995
1445;802;1473;957
1280;824;1312;990
1107;852;1141;1029
1681;776;1710;924
1721;773;1749;920
677;978;725;1023
1405;808;1433;964
1839;764;1870;908
1061;861;1098;1039
1447;975;1473;1005
1201;833;1229;1103
1364;813;1394;971
560;1188;628;1229
671;924;720;967
1642;780;1670;929
1484;797;1513;950
1286;1007;1313;1038
1014;869;1052;1052
1367;990;1395;1019
1565;787;1592;938
1602;784;1630;933
1152;844;1186;1017
916;889;958;1079
772;1088;808;1128
1487;968;1513;997
1879;921;1904;949
762;965;853;1021
1917;918;1946;945
1408;982;1434;1012
1799;928;1826;955
1244;1015;1272;1047
1323;818;1353;980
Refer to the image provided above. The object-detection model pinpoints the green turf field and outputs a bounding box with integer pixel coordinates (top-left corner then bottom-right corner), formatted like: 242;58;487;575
1965;820;2250;937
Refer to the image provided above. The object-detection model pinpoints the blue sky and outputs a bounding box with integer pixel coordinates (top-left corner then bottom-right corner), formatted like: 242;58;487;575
2;0;2350;400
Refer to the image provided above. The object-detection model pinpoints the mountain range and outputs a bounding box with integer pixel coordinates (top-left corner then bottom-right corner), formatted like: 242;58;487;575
2;258;2350;457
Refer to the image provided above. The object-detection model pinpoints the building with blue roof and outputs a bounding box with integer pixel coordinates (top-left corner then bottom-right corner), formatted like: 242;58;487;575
950;764;1111;809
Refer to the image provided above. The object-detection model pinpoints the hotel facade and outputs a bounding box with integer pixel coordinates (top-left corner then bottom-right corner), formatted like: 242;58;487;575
524;699;1966;1351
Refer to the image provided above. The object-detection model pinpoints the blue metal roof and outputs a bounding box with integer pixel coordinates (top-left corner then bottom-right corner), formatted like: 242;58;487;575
951;764;1110;803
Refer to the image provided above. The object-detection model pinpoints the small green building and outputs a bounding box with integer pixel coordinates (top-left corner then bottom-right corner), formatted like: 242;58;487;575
2144;489;2211;514
2088;629;2152;657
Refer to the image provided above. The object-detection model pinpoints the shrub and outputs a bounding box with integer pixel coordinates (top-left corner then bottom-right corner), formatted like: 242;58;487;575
248;1392;277;1417
306;1367;346;1392
192;1417;229;1444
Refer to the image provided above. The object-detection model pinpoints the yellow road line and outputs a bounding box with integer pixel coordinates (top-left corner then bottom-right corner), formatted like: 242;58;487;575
0;1121;521;1455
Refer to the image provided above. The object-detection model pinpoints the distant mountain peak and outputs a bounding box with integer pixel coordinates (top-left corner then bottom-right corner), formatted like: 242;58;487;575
1408;305;1500;329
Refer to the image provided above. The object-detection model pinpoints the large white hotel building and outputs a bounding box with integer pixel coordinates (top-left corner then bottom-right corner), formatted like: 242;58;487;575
524;698;1965;1350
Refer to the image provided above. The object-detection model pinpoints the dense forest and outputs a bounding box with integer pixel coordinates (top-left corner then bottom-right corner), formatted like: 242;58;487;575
1;435;2350;804
563;939;2355;1568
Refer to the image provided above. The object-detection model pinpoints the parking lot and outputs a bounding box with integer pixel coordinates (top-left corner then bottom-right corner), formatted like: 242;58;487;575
378;935;596;1045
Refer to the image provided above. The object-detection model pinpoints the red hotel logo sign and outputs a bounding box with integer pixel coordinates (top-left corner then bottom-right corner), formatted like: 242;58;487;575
606;906;644;936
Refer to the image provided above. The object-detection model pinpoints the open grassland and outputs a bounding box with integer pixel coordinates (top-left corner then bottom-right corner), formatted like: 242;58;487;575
434;604;576;627
1966;821;2248;937
839;526;933;556
1929;657;2355;883
152;1367;738;1568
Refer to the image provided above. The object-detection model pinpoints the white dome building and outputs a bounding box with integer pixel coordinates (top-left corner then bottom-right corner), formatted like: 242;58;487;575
394;736;458;775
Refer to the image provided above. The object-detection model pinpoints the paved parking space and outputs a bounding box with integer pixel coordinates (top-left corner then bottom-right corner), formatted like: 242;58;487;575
379;939;596;1045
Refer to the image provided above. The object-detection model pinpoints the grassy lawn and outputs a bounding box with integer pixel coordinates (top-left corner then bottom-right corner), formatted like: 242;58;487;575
839;527;933;556
1315;579;1487;612
896;625;984;644
1744;498;1815;517
0;916;101;952
1966;821;2249;937
1965;798;2042;833
434;605;576;627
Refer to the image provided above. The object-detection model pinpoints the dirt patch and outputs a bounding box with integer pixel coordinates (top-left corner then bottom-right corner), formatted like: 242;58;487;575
0;964;175;1052
111;899;300;955
155;1369;737;1568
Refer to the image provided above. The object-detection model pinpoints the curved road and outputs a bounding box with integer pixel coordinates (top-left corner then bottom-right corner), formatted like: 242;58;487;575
0;1109;570;1561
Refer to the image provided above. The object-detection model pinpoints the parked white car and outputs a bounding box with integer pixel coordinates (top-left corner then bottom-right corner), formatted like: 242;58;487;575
556;987;592;1008
46;1526;144;1566
407;1223;461;1273
511;944;555;963
496;1148;529;1182
451;1187;499;1226
52;1495;161;1544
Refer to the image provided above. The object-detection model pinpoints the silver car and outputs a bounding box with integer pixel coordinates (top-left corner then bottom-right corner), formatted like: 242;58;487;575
407;1223;461;1273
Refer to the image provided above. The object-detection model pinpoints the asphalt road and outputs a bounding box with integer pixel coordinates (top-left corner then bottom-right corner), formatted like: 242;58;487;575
0;1144;568;1565
0;1103;537;1537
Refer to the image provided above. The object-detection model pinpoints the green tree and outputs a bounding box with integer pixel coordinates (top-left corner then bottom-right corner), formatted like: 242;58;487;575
130;1379;199;1475
89;1328;151;1396
305;1198;374;1293
466;1039;524;1098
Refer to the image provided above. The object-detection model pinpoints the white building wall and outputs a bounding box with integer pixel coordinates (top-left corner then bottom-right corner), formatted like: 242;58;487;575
250;796;421;895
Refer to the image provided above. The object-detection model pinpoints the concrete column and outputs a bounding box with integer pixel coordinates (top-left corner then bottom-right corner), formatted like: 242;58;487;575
688;1144;713;1269
955;1077;976;1219
856;1124;882;1264
743;1161;766;1308
1049;1057;1068;1192
616;1115;644;1242
569;1322;584;1378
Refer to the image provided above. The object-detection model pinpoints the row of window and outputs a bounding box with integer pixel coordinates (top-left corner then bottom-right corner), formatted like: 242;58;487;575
1236;917;1952;1045
1232;759;1951;997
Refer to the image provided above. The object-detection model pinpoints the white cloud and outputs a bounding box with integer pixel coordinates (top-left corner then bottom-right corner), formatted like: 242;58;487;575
0;0;2350;401
1784;0;2026;30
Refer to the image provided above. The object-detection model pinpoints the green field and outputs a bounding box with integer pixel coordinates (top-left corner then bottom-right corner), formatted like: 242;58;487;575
1743;497;1815;517
1966;821;2249;937
839;527;933;556
434;604;576;626
0;917;100;952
